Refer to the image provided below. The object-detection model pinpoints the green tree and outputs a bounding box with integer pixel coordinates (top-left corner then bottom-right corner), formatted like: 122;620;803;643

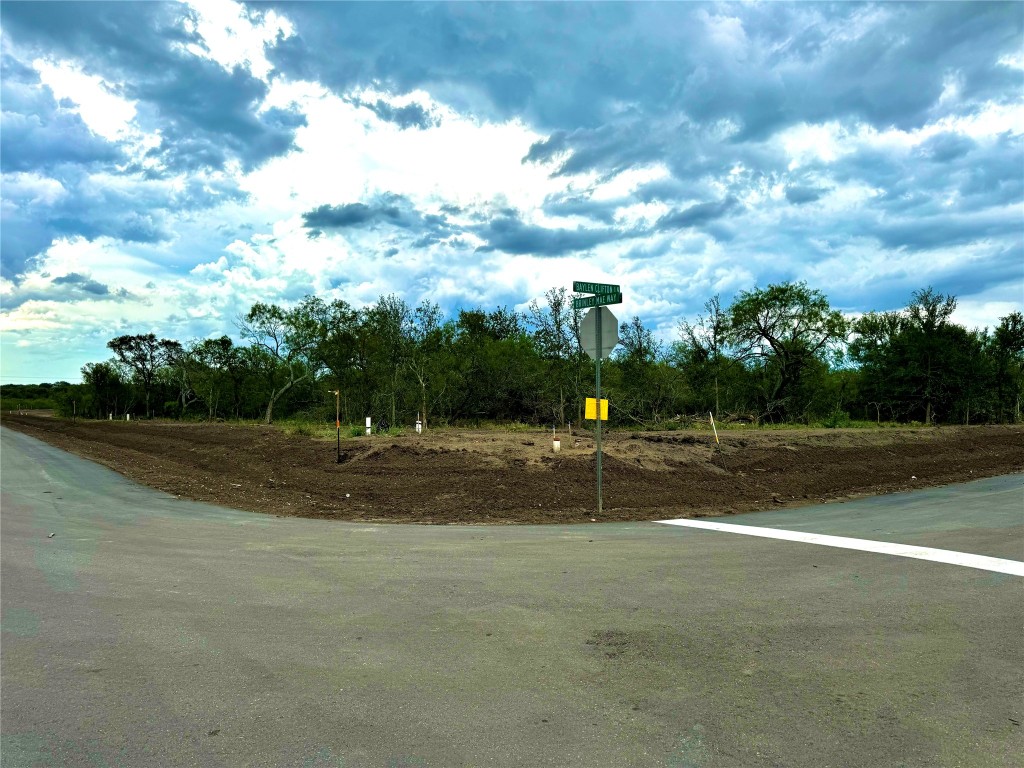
190;336;247;419
906;287;958;424
158;339;200;418
674;295;739;417
851;288;995;424
529;287;587;425
363;295;412;427
106;333;179;418
990;312;1024;422
80;361;131;418
238;298;326;424
727;282;848;420
404;300;457;430
315;299;360;422
850;310;907;421
451;308;540;423
611;316;684;424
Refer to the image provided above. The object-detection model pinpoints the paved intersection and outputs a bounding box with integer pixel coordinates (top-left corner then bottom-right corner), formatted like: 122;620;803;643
2;426;1022;767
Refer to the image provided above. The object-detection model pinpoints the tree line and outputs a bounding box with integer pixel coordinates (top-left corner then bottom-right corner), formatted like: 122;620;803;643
9;283;1023;428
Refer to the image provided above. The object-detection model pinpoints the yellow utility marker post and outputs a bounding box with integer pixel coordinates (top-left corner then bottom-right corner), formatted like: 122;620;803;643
574;281;622;517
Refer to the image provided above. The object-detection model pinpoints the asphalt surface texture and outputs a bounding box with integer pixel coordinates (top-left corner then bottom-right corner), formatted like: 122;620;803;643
2;425;1023;767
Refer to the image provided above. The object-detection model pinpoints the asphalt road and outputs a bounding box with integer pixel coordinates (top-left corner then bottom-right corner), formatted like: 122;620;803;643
2;426;1022;767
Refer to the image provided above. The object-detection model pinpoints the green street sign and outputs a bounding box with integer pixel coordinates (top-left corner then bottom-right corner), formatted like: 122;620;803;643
572;292;622;310
573;281;620;295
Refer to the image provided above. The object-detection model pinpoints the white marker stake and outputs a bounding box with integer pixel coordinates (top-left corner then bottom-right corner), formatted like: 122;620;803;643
365;416;372;436
709;412;720;445
654;518;1024;577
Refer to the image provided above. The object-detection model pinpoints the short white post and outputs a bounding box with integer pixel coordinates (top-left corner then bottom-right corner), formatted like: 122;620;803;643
415;413;422;434
365;416;372;436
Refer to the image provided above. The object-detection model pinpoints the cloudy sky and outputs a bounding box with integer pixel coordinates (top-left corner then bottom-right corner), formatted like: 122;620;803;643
1;1;1022;382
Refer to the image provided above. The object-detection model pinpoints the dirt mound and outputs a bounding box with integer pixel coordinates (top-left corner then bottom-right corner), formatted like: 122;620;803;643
3;414;1021;524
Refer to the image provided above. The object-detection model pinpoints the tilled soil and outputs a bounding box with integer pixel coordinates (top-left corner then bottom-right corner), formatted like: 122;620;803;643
2;413;1022;524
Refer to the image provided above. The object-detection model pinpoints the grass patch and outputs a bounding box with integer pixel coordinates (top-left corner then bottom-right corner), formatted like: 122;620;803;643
278;419;337;440
1;398;55;411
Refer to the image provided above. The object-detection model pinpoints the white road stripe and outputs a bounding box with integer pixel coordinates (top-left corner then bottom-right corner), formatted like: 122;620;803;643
654;518;1024;576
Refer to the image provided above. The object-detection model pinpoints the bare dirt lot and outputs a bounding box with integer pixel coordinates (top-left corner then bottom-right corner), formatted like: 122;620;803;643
2;413;1022;524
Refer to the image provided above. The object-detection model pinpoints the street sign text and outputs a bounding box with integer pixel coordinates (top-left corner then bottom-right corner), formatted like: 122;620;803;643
572;292;622;310
573;281;620;295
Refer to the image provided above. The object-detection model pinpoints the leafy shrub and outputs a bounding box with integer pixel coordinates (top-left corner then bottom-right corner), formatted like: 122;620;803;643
821;410;852;429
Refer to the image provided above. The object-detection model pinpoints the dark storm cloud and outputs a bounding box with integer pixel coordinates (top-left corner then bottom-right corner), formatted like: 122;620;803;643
263;2;1021;174
305;203;380;229
522;132;568;165
1;270;134;311
831;129;1023;221
826;243;1024;317
871;210;1022;253
0;53;123;173
1;5;267;277
0;159;246;279
785;186;826;205
927;245;1024;303
0;109;121;173
524;122;668;178
304;194;419;230
51;272;110;295
541;194;620;225
2;2;303;174
656;198;740;231
473;211;633;257
619;237;679;262
954;133;1024;210
2;0;1021;329
351;97;438;130
303;194;456;245
135;62;306;172
1;178;174;279
633;178;707;206
918;133;977;164
0;2;196;72
0;218;57;280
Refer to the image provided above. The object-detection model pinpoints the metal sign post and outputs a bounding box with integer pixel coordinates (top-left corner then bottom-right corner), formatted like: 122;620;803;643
331;390;341;463
573;282;622;517
596;308;603;514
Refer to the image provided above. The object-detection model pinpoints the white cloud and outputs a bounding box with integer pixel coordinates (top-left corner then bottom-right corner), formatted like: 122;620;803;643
780;122;850;169
32;58;137;141
179;0;294;81
2;173;67;206
3;2;1022;382
997;52;1024;71
953;298;1024;332
591;164;671;202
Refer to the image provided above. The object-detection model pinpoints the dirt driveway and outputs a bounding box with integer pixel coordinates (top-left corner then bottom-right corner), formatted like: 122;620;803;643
2;414;1021;524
